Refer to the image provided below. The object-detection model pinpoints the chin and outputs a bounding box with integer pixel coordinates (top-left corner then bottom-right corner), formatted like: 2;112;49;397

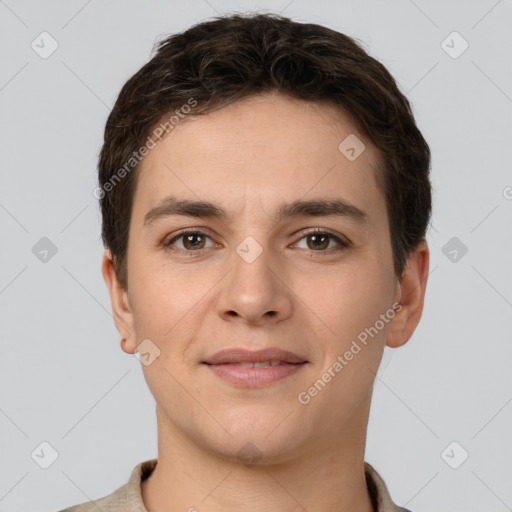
209;435;303;467
202;415;307;466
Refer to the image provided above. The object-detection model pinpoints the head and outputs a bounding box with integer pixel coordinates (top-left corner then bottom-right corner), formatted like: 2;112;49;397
101;13;431;461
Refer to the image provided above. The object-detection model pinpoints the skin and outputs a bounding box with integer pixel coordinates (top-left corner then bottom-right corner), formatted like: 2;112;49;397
102;91;429;512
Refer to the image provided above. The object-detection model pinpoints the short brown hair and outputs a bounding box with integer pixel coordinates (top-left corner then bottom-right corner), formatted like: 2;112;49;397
98;12;432;290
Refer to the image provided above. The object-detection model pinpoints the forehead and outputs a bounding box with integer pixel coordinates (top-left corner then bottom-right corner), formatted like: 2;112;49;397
134;92;385;223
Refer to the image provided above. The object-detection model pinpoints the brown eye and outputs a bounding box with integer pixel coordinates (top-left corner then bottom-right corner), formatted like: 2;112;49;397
181;233;206;250
306;233;330;251
164;230;214;252
295;229;350;253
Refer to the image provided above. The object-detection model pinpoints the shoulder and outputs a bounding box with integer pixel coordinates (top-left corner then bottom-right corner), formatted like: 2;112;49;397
57;458;158;512
364;461;414;512
57;481;129;512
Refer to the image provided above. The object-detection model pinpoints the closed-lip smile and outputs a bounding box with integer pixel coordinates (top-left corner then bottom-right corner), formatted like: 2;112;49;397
202;347;308;388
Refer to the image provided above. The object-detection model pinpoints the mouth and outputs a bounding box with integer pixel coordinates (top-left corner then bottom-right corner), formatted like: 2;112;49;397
202;347;308;388
209;360;301;368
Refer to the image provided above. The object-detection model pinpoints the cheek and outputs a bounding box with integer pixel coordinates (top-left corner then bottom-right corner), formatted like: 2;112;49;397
306;263;395;398
298;269;393;421
314;263;392;340
130;268;204;393
128;261;215;349
129;251;177;321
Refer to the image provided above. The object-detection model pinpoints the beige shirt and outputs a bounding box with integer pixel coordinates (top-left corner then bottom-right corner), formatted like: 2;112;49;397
59;459;412;512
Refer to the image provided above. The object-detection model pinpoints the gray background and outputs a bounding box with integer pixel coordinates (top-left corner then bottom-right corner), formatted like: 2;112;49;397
1;1;511;511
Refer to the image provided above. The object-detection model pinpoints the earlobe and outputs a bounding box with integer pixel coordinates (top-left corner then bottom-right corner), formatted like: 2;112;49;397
386;241;430;349
101;249;137;354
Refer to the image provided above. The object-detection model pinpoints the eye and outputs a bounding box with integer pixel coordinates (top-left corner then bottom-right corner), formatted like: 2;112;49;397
163;230;216;252
294;228;350;253
162;228;350;255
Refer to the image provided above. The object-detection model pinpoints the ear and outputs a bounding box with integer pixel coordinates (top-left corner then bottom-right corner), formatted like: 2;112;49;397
101;249;137;354
386;241;430;348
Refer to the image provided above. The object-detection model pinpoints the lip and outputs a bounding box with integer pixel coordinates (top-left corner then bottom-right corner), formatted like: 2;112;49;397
202;347;308;388
203;347;308;365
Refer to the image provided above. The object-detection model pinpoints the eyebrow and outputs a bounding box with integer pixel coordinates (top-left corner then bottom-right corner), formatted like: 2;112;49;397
143;195;368;226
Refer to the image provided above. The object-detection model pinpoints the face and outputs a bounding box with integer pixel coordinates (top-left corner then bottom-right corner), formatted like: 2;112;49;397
103;91;428;462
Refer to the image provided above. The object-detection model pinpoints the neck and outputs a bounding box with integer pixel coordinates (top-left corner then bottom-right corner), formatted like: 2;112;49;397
141;403;375;512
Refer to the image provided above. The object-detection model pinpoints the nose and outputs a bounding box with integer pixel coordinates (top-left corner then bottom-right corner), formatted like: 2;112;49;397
216;239;293;326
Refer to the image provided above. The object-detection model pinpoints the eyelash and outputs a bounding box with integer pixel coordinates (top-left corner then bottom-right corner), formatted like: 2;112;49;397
162;228;350;255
